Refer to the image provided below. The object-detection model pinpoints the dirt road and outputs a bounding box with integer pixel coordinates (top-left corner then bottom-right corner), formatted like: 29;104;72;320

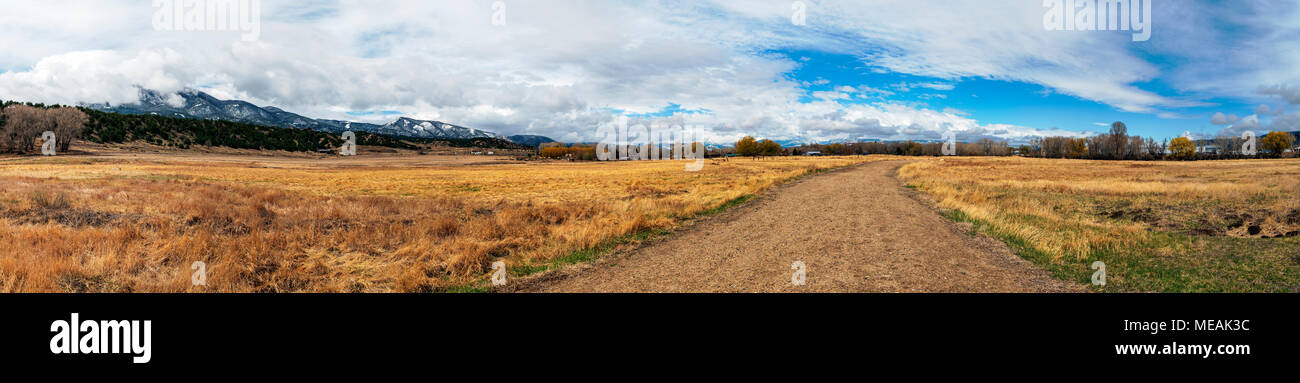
517;160;1083;293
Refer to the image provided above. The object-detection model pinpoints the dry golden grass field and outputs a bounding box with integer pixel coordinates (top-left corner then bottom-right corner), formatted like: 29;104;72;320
901;157;1300;292
0;150;875;292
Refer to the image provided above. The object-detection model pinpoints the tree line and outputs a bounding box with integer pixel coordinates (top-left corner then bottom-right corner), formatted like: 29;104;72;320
726;136;1010;157
539;143;597;160
724;122;1296;161
1023;122;1295;160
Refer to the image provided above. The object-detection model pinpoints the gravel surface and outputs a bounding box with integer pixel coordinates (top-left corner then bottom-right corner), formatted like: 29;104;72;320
516;160;1084;293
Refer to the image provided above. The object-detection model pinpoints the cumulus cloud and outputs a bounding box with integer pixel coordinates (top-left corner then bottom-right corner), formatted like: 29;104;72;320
1216;114;1263;137
1210;112;1240;125
0;49;190;107
1269;112;1300;132
1259;84;1300;105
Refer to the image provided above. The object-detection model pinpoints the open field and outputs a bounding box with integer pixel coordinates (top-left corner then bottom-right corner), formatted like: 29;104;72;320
0;149;874;292
6;149;1296;293
900;157;1300;292
520;161;1082;293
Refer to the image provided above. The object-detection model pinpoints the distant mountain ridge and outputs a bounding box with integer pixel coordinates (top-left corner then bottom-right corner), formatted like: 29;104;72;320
88;89;553;144
507;135;557;147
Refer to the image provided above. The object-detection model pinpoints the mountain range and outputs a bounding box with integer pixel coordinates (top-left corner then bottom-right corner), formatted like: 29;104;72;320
87;89;553;144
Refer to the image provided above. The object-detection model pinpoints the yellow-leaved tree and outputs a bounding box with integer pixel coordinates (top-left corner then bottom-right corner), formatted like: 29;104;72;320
758;139;782;156
736;136;759;157
1261;131;1295;158
1168;137;1196;160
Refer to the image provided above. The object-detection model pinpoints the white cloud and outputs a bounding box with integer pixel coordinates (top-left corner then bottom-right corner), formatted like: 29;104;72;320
811;91;850;101
1210;112;1240;125
1268;112;1300;132
1143;1;1300;105
855;85;894;97
0;48;190;106
915;82;955;91
1259;84;1300;105
1217;114;1262;137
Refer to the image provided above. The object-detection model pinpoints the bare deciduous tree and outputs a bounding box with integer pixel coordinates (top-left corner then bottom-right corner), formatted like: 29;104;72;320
2;105;45;153
52;107;88;152
0;105;87;154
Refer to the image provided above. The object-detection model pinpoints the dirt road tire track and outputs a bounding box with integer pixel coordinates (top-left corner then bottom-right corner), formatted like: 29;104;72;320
512;160;1083;293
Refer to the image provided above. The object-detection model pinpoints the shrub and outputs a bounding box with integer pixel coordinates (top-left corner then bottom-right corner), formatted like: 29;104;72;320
30;190;70;210
540;145;596;160
1168;137;1196;161
1262;131;1295;158
736;136;758;157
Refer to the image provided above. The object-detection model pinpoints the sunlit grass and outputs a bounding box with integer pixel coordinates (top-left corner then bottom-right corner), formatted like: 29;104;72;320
0;154;879;292
900;156;1300;292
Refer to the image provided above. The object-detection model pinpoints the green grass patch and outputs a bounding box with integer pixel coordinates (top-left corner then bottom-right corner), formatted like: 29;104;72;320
937;207;1300;292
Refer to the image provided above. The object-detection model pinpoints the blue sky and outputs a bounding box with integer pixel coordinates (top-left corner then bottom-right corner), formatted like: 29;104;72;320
781;49;1254;140
1;1;1298;144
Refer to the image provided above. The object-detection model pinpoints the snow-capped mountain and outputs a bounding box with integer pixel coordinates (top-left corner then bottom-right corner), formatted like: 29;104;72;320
94;89;282;126
89;89;540;142
372;117;506;140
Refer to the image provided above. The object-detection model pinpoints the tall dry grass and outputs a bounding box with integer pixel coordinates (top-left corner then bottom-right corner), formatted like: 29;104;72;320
0;154;876;292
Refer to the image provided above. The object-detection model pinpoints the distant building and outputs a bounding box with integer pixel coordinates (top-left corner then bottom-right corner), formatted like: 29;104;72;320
804;151;823;156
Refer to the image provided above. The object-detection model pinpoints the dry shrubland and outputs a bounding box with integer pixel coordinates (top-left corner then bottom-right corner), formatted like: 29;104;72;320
0;153;873;292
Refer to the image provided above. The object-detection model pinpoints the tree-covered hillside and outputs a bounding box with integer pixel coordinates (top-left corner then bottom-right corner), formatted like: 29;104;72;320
79;108;420;151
